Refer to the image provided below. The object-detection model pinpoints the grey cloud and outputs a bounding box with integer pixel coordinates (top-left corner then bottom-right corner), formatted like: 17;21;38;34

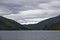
0;0;50;15
3;10;60;21
0;3;22;14
0;0;60;24
39;0;60;10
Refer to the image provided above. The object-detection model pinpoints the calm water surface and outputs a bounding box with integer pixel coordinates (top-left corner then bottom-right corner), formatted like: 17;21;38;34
0;31;60;40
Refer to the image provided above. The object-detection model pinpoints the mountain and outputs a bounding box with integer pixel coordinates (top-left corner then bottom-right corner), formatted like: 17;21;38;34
1;15;60;30
25;15;60;30
0;16;29;30
43;15;60;30
43;19;60;30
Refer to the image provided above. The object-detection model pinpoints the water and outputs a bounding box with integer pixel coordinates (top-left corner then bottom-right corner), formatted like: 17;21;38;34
0;31;60;40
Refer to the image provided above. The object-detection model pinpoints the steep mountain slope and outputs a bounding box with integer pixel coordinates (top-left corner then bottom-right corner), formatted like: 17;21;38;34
0;16;29;30
25;15;60;30
43;20;60;30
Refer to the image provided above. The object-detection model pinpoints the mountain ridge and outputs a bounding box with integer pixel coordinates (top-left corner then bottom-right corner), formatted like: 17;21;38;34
25;15;60;30
0;15;60;30
0;16;29;30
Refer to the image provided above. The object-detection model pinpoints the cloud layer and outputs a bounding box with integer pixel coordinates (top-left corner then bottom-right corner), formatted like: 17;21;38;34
0;0;60;24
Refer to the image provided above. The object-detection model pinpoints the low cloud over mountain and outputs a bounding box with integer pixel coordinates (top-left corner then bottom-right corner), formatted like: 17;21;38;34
0;0;60;24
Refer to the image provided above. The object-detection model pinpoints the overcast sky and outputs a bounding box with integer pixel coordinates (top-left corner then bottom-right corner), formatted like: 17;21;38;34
0;0;60;24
